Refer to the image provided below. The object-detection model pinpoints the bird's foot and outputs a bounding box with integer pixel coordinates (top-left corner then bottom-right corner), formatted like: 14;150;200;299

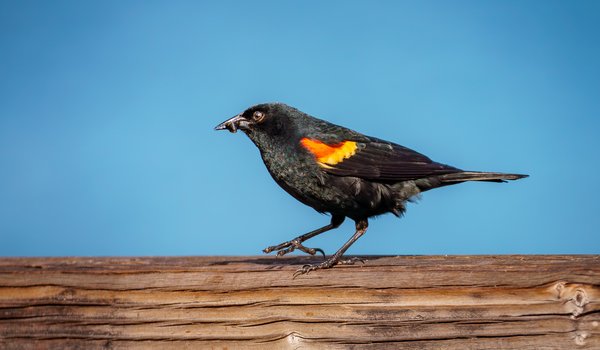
263;239;325;258
293;256;366;277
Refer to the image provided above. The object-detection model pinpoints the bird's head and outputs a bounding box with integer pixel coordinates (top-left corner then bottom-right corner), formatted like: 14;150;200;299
215;103;305;145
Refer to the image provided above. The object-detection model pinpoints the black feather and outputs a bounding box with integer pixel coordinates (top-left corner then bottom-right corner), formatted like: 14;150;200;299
324;139;462;182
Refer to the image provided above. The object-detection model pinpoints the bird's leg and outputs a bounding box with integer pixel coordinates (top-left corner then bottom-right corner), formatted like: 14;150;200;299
294;219;368;277
263;215;345;257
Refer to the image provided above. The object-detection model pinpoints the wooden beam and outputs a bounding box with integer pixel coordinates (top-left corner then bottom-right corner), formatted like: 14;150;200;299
0;255;598;349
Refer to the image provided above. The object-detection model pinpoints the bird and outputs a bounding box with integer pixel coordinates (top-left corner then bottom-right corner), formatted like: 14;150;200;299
215;103;527;275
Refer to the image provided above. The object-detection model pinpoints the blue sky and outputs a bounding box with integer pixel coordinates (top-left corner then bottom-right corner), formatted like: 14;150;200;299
1;1;598;256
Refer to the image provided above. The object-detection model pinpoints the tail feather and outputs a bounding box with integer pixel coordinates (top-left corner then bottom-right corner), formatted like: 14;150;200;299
438;171;529;183
414;171;528;192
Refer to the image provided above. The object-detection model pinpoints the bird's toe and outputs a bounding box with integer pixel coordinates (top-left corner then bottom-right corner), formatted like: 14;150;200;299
264;239;326;258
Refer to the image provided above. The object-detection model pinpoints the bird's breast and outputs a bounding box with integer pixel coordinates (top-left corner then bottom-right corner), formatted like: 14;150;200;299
258;146;399;218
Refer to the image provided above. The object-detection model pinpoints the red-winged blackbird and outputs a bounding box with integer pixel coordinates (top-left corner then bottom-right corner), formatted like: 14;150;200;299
215;103;527;275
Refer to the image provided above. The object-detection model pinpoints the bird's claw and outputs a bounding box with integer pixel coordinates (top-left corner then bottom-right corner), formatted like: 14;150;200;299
263;240;326;258
293;256;367;278
293;262;330;278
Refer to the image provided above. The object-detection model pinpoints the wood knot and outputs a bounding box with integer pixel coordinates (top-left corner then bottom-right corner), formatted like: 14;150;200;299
286;332;303;346
554;281;566;297
573;289;588;307
573;331;589;346
569;288;589;318
552;282;591;318
57;287;77;301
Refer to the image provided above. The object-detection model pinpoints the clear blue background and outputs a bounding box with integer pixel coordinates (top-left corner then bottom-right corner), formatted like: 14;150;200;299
1;1;598;256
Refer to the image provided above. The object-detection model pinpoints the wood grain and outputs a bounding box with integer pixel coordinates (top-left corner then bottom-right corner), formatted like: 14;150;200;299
0;255;598;349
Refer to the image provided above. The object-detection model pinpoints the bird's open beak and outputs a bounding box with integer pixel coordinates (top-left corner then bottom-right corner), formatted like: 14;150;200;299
214;114;252;133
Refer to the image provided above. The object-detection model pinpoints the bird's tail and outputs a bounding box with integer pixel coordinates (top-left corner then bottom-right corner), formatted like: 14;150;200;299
414;171;528;192
438;171;528;183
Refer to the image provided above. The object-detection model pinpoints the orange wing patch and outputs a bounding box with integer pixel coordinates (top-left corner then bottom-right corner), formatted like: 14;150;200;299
300;138;358;167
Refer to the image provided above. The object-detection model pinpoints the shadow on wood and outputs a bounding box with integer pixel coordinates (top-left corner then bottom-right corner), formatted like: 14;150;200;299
0;255;599;349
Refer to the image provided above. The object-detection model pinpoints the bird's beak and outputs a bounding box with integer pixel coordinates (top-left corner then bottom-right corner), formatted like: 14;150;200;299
214;114;252;133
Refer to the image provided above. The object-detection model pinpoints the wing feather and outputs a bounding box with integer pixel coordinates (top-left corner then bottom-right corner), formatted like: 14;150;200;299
315;138;461;182
300;119;461;182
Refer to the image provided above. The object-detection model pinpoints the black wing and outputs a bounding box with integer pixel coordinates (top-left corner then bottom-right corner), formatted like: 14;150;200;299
323;137;462;182
302;117;462;182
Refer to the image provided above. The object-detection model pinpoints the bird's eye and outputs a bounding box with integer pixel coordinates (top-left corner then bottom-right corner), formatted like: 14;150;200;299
252;111;265;122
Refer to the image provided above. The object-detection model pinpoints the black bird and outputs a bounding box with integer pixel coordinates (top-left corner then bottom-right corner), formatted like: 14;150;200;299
215;103;527;275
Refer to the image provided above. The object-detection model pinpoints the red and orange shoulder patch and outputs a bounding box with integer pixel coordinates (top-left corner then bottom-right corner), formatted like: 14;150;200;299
300;138;358;167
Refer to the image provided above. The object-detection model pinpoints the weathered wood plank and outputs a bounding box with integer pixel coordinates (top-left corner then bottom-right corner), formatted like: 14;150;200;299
0;255;598;349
